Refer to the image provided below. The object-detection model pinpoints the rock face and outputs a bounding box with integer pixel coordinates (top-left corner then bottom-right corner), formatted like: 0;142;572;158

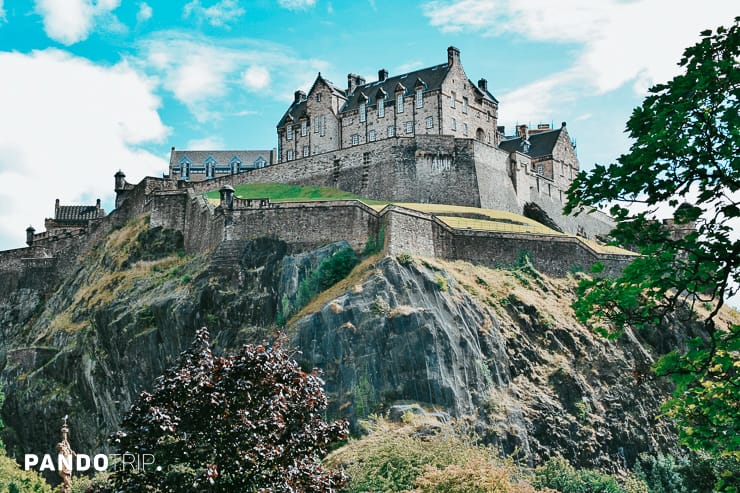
0;216;680;472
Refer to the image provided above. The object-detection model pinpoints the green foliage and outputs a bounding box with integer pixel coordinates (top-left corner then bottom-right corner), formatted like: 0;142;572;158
0;454;52;493
564;18;740;457
203;182;387;204
285;247;359;321
434;274;448;291
0;386;4;452
533;456;631;493
363;226;386;255
634;452;740;493
396;253;413;266
101;328;348;492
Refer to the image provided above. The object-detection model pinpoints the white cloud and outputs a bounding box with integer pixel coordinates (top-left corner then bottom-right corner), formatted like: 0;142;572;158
137;2;152;23
34;0;123;45
0;49;169;249
422;0;738;126
186;136;225;149
136;31;330;119
183;0;245;27
242;65;271;90
277;0;316;10
0;0;6;24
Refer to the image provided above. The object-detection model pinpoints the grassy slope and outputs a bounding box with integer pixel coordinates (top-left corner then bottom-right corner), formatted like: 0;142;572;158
204;182;387;204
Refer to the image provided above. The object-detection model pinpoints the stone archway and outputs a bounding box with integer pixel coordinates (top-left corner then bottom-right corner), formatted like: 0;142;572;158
476;128;485;142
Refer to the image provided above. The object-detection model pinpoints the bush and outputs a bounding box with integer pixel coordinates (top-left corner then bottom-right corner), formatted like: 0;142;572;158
415;458;541;493
292;247;358;313
0;454;52;493
533;456;631;493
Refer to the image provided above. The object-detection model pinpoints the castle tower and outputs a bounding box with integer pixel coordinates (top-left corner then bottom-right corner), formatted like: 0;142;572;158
26;225;35;246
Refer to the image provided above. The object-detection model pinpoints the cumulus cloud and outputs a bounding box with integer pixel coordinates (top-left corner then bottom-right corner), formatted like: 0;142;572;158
277;0;316;10
183;0;245;27
242;65;270;90
0;49;169;249
422;0;737;125
136;2;152;23
136;31;330;120
186;136;225;149
34;0;123;45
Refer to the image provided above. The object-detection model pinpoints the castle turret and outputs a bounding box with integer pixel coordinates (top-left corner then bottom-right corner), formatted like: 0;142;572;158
114;170;126;192
26;225;35;246
219;185;235;210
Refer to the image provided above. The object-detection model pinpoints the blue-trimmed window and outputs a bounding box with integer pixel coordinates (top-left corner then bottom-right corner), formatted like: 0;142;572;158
205;156;217;178
254;156;267;168
230;156;241;174
179;156;191;179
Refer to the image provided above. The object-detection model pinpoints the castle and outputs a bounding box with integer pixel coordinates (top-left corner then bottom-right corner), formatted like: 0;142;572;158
166;46;609;237
0;46;638;293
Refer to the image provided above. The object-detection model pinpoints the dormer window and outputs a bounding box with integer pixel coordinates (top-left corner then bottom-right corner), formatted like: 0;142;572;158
205;156;217;178
230;156;241;173
416;88;423;108
254;156;266;168
179;156;191;179
397;94;404;113
360;102;366;122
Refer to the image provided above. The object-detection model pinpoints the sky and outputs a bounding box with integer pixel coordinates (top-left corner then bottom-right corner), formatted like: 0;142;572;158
0;0;737;251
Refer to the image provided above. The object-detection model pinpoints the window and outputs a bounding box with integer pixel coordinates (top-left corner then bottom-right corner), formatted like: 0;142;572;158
301;121;307;136
314;116;319;133
450;91;456;108
451;118;456;130
314;146;320;155
320;115;326;137
462;97;468;114
363;152;370;165
387;125;395;137
303;145;309;157
406;121;413;134
287;149;294;161
286;126;292;140
396;93;404;113
426;116;433;129
416;88;423;108
351;134;359;145
463;123;468;136
369;129;376;142
316;93;321;102
378;99;385;118
360;103;366;122
537;164;543;175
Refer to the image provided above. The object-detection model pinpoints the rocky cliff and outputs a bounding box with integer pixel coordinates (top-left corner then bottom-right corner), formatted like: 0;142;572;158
0;213;686;472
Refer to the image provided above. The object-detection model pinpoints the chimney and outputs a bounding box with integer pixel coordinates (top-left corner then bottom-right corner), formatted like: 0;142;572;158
293;90;306;104
447;46;460;67
516;124;529;140
477;78;488;92
55;198;60;216
561;121;567;128
96;198;101;210
378;69;388;81
347;73;358;93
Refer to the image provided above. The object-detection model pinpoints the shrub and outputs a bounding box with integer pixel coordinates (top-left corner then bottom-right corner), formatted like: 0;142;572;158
396;253;413;266
435;274;448;292
0;454;52;493
290;247;359;318
533;456;626;493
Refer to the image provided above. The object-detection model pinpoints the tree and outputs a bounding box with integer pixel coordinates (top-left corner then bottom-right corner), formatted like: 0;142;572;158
564;17;740;459
102;328;348;492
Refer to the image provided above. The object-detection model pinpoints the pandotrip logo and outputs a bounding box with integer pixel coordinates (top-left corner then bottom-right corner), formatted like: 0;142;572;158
23;416;156;492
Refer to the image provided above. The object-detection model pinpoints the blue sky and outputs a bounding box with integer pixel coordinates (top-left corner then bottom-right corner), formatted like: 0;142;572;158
0;0;736;250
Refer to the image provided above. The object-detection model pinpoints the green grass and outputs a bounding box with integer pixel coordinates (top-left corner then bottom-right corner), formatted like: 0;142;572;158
204;182;387;204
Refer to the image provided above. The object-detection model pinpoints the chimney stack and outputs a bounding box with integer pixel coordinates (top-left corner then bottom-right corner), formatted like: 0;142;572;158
516;124;529;140
293;90;306;104
378;69;388;81
477;78;488;92
447;46;460;67
26;225;35;246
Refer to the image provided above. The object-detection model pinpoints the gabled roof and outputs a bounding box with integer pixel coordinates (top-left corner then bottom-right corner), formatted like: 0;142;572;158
170;150;272;166
55;205;105;224
499;127;564;159
277;74;346;128
342;63;450;112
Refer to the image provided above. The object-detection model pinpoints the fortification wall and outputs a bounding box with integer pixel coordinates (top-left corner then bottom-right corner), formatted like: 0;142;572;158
470;140;522;212
226;201;378;253
384;207;435;257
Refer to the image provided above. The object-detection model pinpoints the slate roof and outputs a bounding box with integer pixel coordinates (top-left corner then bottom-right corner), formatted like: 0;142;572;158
170;150;272;167
342;63;451;112
277;74;345;128
499;127;564;159
277;60;499;128
55;205;105;224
